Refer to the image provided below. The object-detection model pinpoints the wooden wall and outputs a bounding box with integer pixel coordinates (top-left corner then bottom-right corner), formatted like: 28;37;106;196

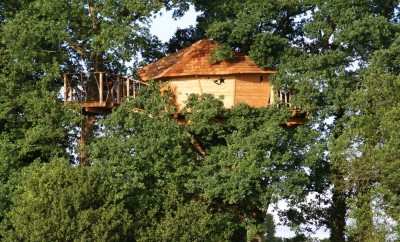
166;74;271;109
234;74;271;108
167;76;235;109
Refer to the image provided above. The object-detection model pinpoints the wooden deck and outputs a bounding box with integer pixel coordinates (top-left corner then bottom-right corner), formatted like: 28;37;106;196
63;72;147;114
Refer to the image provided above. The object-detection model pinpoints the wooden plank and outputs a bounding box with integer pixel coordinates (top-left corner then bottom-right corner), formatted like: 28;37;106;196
270;85;274;105
233;75;237;105
99;72;104;103
116;76;121;103
81;101;108;108
126;78;130;97
63;74;68;102
234;74;271;108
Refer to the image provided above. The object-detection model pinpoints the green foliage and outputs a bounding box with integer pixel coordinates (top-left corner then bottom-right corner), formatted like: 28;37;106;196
347;190;390;242
1;0;400;241
166;26;205;53
249;33;288;68
190;103;320;240
0;160;135;242
343;35;400;237
0;0;175;237
0;0;165;75
89;87;320;240
0;55;79;224
194;0;310;53
89;85;204;239
210;44;235;64
139;201;235;242
191;0;400;240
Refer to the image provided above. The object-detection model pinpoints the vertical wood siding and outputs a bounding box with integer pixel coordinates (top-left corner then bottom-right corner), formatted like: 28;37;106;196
234;74;271;108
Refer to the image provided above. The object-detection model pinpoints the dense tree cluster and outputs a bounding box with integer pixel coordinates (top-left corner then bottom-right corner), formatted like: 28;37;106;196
0;0;399;241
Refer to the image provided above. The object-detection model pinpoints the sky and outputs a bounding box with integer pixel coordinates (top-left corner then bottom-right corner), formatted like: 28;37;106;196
150;5;199;43
149;6;329;240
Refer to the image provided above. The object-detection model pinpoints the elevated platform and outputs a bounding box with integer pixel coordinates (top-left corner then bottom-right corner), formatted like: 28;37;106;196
286;109;306;127
63;72;147;114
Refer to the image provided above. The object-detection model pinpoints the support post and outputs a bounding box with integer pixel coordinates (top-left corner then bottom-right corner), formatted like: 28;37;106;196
126;78;130;97
99;72;104;104
116;76;121;103
270;85;275;105
63;74;68;102
79;115;96;166
286;91;290;107
133;80;136;98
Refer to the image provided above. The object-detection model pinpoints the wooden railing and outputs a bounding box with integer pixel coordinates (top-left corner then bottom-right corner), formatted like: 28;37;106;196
277;89;292;107
63;72;147;108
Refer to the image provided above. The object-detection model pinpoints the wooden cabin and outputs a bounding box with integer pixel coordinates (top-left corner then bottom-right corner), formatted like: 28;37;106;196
138;39;291;109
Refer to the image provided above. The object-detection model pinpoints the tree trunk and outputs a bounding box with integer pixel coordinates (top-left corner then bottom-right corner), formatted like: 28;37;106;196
230;226;247;242
79;114;96;166
329;183;346;242
329;109;347;242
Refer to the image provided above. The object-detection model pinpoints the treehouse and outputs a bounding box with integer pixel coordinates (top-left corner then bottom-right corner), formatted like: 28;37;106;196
138;39;304;126
62;40;304;164
63;72;147;114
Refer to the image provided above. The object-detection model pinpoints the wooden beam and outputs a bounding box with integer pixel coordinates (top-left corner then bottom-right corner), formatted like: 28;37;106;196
133;79;136;98
126;78;130;97
233;76;237;105
116;76;121;103
99;72;104;104
63;74;68;102
270;85;275;105
79;114;96;166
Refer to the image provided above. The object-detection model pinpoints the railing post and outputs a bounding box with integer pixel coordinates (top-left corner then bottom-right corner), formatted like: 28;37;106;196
126;78;130;98
133;80;136;98
99;72;104;104
116;76;121;103
286;92;289;106
270;86;275;105
63;73;68;102
81;73;85;102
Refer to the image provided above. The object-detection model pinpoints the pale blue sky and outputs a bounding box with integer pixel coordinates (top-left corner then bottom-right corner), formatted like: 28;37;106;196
150;5;199;43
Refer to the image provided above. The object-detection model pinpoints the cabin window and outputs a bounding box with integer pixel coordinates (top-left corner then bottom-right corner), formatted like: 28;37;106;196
259;76;264;82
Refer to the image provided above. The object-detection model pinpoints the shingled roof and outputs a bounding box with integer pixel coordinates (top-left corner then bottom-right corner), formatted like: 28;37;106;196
138;39;275;81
